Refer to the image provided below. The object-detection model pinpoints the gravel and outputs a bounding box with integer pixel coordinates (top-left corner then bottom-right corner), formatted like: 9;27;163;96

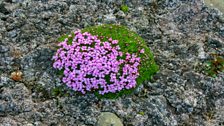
0;0;224;125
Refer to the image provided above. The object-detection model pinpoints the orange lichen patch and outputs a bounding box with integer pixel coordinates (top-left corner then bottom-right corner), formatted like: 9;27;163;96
10;71;23;81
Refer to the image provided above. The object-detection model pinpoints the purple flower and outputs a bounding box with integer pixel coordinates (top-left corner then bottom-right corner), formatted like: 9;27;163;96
52;30;142;95
112;40;118;44
140;49;145;53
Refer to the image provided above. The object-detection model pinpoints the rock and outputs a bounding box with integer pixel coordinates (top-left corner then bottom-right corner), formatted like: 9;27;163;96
13;9;26;18
8;30;18;38
0;117;18;126
69;5;76;12
218;15;224;23
0;104;6;116
12;0;24;3
0;75;13;87
0;44;9;53
0;3;10;15
197;43;206;59
204;0;224;13
115;11;126;19
103;14;116;24
96;112;123;126
206;38;223;48
0;0;223;125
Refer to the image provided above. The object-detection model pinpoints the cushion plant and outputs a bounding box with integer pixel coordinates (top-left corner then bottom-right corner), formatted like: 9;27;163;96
53;24;158;98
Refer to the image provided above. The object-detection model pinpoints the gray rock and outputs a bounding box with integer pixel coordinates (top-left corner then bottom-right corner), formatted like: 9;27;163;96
0;44;9;53
103;14;116;24
207;38;223;48
0;0;223;125
115;11;126;19
198;43;206;59
12;0;25;3
0;3;10;15
0;76;12;87
0;117;19;126
13;9;26;18
8;30;17;38
96;112;123;126
0;104;6;116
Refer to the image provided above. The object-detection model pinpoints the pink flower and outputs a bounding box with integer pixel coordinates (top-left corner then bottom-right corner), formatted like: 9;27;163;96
108;38;113;41
140;49;145;53
53;30;141;95
112;40;118;44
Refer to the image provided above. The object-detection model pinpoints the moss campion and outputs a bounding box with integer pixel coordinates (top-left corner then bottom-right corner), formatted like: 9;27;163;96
53;30;143;95
54;24;158;98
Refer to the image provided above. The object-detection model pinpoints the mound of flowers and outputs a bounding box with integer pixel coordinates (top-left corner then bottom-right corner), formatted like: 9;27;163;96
53;25;159;98
53;30;145;95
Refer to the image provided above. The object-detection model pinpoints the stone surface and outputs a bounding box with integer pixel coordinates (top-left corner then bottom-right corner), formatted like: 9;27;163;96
204;0;224;13
96;112;123;126
0;0;223;125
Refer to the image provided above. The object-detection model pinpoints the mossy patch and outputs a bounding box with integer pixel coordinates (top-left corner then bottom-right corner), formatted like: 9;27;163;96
120;5;129;13
205;53;224;77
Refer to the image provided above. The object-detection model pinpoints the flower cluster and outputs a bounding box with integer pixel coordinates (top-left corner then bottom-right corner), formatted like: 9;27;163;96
53;30;143;95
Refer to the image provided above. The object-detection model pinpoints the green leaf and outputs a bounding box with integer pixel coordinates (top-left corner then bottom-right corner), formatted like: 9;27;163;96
57;69;64;75
68;37;73;45
58;34;68;42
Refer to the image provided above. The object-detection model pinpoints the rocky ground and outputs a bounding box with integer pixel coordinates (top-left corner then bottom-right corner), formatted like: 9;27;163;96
0;0;224;126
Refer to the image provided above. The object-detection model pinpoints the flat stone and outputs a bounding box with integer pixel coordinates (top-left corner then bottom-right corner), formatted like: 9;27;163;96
96;112;123;126
204;0;224;13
